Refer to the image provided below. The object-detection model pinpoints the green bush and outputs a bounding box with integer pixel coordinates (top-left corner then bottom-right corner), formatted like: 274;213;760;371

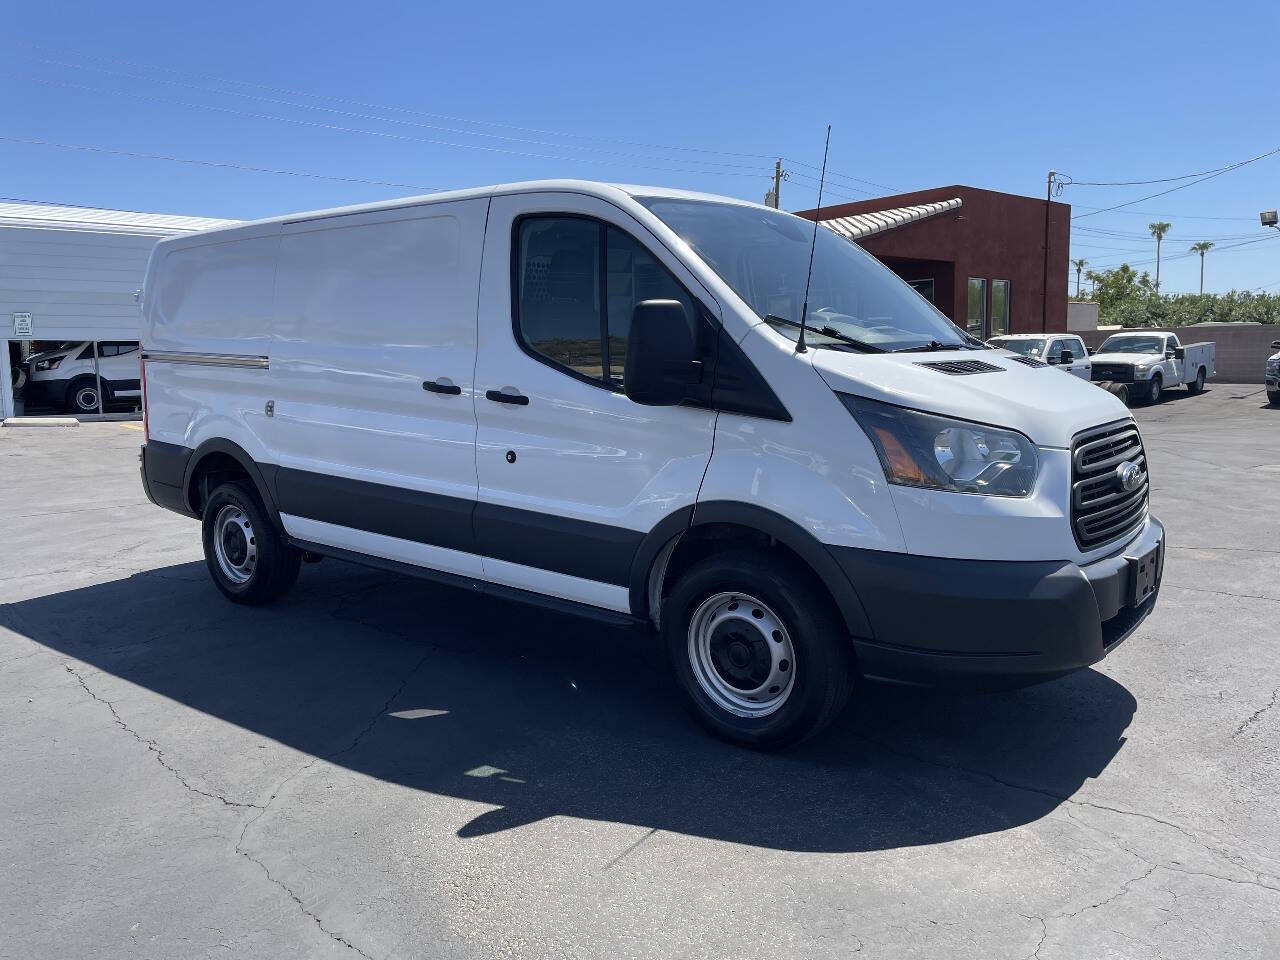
1077;266;1280;327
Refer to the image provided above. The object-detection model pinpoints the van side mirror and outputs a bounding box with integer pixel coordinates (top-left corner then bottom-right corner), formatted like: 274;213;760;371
624;300;701;406
1171;347;1184;360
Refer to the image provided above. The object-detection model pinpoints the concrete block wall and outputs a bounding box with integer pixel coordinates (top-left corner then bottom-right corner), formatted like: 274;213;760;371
1080;324;1280;384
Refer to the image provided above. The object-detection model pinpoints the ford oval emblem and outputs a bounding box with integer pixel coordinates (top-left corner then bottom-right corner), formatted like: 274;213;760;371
1115;460;1144;492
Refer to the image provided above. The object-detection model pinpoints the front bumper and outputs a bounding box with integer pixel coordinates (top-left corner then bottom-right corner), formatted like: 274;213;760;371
833;516;1164;688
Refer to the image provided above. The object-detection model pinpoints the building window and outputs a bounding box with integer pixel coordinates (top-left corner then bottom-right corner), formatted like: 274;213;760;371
907;278;935;304
967;278;986;339
990;279;1010;337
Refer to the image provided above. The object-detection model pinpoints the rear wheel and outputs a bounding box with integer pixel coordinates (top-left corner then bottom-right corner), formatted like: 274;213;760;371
202;481;300;604
66;377;104;414
1269;389;1280;407
1187;367;1206;394
662;549;854;749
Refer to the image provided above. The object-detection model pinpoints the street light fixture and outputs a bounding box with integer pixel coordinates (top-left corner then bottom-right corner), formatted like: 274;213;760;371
1262;209;1279;231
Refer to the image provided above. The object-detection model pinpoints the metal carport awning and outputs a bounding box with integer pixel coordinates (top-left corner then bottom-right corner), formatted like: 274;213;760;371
819;197;963;242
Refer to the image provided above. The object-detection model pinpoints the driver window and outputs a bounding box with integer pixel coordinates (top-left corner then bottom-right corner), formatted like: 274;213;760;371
1046;339;1065;363
515;216;695;389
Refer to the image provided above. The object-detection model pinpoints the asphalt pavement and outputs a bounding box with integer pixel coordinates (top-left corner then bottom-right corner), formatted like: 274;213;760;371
1;385;1277;959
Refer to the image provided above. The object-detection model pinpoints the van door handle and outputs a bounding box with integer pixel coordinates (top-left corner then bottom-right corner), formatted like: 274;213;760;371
423;379;462;395
485;388;529;405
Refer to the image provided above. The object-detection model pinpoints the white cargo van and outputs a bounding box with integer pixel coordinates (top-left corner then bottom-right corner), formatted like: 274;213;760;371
138;181;1164;747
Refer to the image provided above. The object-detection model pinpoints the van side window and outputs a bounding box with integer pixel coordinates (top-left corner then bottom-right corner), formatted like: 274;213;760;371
516;216;695;389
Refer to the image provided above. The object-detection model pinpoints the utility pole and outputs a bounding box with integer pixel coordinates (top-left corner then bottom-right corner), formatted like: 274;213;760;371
771;159;783;209
1042;170;1054;333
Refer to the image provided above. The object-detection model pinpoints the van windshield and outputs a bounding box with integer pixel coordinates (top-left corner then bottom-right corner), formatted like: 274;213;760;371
636;197;969;352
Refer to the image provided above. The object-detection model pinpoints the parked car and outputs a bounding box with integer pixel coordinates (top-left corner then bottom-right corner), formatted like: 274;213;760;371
1089;331;1215;403
25;340;141;413
137;180;1164;748
1267;339;1279;406
987;334;1092;380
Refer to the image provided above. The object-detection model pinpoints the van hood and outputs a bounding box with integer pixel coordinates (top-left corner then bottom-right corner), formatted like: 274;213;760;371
811;348;1130;449
1089;351;1160;364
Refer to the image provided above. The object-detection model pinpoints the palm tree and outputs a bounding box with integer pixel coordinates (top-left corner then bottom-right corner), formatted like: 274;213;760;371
1149;222;1171;293
1189;241;1215;294
1071;257;1088;298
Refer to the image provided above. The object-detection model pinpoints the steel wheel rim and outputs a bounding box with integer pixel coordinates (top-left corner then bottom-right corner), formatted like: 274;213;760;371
213;504;257;585
687;592;796;719
1150;379;1161;401
75;386;99;410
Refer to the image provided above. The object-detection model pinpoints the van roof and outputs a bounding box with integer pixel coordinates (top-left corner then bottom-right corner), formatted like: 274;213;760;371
162;179;773;244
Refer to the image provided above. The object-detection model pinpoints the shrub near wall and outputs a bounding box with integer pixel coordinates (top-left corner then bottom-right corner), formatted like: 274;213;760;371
1104;292;1280;328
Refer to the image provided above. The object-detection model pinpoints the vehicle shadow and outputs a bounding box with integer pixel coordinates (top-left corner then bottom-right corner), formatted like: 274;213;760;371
2;560;1136;853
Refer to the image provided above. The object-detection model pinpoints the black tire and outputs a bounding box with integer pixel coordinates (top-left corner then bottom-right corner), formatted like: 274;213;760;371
1147;374;1162;404
662;549;854;749
66;377;104;414
1269;389;1280;407
1187;367;1206;394
1112;384;1131;407
201;481;300;604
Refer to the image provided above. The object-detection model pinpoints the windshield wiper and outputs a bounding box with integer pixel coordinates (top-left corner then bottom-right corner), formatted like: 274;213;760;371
893;339;968;353
761;315;886;353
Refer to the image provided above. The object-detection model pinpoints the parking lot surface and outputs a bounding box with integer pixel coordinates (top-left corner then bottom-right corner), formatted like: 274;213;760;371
2;386;1278;959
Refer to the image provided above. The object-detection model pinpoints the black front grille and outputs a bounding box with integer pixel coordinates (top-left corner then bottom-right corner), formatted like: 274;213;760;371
1091;363;1133;383
916;359;1006;376
1009;355;1048;368
1071;421;1149;551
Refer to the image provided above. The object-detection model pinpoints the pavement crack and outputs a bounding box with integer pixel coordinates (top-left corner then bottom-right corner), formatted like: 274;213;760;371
862;734;1280;892
63;662;261;810
1234;688;1278;737
1164;583;1280;605
231;647;434;960
603;827;658;870
234;844;375;959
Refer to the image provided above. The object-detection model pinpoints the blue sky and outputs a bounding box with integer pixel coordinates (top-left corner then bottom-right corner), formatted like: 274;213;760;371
5;0;1280;295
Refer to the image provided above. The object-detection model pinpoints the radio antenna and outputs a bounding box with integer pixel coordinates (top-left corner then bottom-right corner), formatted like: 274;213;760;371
796;124;831;355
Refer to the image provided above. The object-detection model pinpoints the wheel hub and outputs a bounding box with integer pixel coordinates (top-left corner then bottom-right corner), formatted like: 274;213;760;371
688;592;796;719
212;504;257;585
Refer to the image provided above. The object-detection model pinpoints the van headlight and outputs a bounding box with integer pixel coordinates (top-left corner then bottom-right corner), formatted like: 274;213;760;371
34;356;64;371
840;394;1039;497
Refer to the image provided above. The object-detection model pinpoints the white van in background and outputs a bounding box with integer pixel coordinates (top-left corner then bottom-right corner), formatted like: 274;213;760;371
988;333;1092;380
138;180;1164;747
26;340;141;413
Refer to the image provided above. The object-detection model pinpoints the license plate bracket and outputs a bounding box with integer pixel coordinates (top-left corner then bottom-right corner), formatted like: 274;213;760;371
1128;540;1162;606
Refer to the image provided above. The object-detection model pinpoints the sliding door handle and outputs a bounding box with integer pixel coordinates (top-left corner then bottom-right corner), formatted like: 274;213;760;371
423;379;462;395
485;388;529;405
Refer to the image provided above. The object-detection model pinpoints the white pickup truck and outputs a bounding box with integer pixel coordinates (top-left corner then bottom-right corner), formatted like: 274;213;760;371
1089;331;1215;404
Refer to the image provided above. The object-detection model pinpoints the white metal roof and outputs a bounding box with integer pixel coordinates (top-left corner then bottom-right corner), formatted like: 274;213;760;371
820;197;963;242
0;200;240;236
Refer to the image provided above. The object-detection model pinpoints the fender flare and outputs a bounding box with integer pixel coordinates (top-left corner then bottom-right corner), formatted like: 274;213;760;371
182;439;284;532
627;499;874;640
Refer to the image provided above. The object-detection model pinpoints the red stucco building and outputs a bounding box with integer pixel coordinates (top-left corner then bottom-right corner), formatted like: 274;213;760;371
795;185;1071;338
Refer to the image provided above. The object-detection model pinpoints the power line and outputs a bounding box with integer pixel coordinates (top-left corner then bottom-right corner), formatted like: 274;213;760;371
1067;149;1279;187
14;43;898;203
13;73;780;183
0;135;441;190
1071;146;1280;220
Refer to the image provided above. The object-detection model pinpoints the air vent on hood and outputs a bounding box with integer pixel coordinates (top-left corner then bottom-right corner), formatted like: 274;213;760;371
1008;355;1048;368
916;359;1006;376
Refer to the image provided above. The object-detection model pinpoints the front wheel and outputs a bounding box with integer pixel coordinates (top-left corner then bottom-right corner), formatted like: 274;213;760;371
202;481;300;604
1147;374;1162;404
662;549;854;749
